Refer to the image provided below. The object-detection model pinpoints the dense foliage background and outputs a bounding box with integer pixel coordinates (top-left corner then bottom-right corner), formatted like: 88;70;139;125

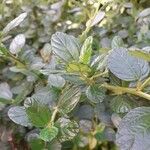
1;0;150;149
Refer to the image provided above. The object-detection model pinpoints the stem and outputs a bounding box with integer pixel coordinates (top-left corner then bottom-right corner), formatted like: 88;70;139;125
139;77;150;90
47;107;58;127
102;83;150;101
90;70;108;80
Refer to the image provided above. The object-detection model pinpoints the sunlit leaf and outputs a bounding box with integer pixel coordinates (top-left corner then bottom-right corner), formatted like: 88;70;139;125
51;32;80;62
58;85;81;114
129;50;150;62
79;36;93;64
9;34;26;54
3;12;27;34
108;48;149;81
8;106;31;127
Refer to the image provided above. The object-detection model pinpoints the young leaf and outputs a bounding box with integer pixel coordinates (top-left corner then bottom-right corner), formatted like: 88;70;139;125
86;85;105;103
26;103;51;127
3;12;27;34
51;32;80;62
116;107;150;150
108;48;149;81
48;74;65;88
79;36;93;64
9;34;26;54
129;50;150;62
8;106;31;127
39;126;58;142
58;85;81;114
67;62;91;75
111;36;124;49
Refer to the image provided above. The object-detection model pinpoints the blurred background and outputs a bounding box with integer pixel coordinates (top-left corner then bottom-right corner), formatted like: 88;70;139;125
0;0;150;149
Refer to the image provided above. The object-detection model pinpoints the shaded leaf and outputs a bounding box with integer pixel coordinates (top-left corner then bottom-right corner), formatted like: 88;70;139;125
57;118;79;142
129;50;150;62
110;95;135;113
48;74;65;88
95;127;116;142
86;85;105;103
116;107;150;150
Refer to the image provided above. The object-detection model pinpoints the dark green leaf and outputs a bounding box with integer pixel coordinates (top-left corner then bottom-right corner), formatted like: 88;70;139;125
116;107;150;150
86;85;106;103
51;32;80;62
108;48;149;81
39;126;58;142
110;95;135;113
26;103;51;127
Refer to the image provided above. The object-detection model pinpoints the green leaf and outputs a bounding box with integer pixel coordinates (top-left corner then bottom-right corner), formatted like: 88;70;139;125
51;32;80;62
48;74;65;88
111;36;124;49
79;36;93;64
39;126;58;142
110;95;135;113
26;103;51;127
108;48;149;81
86;85;105;103
129;50;150;61
8;106;31;127
57;118;79;142
116;107;150;150
67;62;91;73
0;44;8;56
29;139;45;150
58;85;81;114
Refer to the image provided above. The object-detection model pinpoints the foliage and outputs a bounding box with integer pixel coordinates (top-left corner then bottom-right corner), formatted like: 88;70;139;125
1;0;150;150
